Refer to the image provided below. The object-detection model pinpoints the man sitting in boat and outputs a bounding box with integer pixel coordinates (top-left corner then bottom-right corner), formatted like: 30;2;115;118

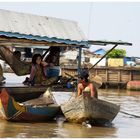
13;50;21;60
77;69;98;98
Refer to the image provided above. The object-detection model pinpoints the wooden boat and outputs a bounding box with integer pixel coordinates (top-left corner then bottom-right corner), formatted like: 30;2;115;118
0;84;47;102
0;88;61;122
61;94;120;125
0;82;75;102
127;81;140;91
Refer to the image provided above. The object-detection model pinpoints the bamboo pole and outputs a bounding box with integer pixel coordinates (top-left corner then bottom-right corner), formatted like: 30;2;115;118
88;44;118;71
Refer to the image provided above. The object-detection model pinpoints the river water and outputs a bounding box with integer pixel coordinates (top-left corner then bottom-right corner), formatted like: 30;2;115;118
0;73;140;138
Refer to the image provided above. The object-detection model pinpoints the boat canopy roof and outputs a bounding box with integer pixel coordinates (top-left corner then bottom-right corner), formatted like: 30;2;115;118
0;9;88;48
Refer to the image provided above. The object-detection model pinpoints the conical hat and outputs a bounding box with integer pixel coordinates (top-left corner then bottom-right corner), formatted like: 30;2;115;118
92;75;102;88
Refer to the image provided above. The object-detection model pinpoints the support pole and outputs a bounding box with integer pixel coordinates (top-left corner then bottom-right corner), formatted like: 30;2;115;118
77;47;82;76
89;44;118;71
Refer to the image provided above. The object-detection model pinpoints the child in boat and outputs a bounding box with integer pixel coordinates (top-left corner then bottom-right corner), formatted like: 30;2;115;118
77;69;98;98
28;53;46;86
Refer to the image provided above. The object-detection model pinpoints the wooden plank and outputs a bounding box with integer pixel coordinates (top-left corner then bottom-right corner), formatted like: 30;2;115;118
61;66;140;87
132;75;140;80
118;70;121;82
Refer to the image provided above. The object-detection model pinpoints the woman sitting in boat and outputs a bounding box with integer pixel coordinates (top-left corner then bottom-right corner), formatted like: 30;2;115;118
24;54;58;86
77;70;98;98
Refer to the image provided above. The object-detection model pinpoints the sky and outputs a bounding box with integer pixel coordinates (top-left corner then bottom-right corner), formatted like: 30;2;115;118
0;1;140;57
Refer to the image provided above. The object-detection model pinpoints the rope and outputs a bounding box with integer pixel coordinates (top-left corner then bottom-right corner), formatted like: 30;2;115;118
120;111;140;118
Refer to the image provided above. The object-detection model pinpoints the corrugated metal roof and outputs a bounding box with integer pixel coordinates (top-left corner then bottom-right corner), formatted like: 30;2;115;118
88;40;132;46
0;9;87;46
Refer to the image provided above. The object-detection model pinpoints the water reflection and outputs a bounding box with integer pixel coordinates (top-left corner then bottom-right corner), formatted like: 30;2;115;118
0;120;118;138
0;121;59;138
54;123;118;138
0;89;140;138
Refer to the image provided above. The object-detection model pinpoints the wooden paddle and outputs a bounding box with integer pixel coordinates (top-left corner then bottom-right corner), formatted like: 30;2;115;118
64;71;102;88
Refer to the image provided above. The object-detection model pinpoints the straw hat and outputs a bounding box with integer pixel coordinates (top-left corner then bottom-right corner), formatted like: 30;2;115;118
92;75;102;88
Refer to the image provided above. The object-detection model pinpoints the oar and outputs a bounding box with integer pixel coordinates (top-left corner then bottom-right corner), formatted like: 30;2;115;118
64;71;102;89
64;72;77;83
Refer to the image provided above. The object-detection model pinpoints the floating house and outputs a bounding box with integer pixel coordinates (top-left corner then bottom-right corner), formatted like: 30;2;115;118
0;9;133;91
0;9;88;70
0;9;88;99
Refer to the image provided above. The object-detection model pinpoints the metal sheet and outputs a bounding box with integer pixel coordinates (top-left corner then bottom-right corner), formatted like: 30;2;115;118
0;9;87;46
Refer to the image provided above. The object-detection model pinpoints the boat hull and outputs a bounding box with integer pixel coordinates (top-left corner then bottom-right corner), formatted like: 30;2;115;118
0;88;61;122
61;95;120;125
5;86;46;102
0;84;75;102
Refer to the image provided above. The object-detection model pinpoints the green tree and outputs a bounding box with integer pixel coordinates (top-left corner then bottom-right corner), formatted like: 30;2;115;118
107;49;126;58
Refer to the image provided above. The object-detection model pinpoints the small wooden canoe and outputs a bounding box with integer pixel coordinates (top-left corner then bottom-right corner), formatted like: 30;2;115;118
0;84;48;102
0;88;61;122
0;83;75;102
61;94;120;125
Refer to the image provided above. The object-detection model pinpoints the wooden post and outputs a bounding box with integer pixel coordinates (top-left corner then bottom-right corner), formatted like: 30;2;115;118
118;70;121;88
105;68;108;89
105;68;108;83
95;69;98;75
129;70;132;81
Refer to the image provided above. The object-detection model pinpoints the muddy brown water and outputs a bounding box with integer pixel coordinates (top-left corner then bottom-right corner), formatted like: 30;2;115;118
0;73;140;138
0;89;140;138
